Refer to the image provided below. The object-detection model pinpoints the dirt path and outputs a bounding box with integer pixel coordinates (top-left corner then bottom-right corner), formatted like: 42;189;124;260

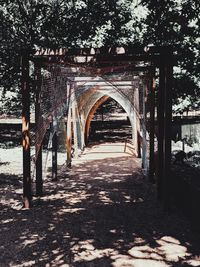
0;142;200;267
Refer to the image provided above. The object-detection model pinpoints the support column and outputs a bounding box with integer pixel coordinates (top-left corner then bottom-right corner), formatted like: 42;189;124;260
52;130;58;181
65;82;72;167
22;54;31;208
137;132;142;158
133;112;138;157
149;69;156;183
141;83;148;172
85;116;90;146
75;106;83;150
133;87;139;157
163;51;173;208
66;108;72;167
80;114;85;150
157;60;165;200
72;90;78;158
157;50;173;203
35;65;43;196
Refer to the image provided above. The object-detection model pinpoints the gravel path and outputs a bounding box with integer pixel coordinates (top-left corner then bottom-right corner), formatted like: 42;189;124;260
0;142;200;267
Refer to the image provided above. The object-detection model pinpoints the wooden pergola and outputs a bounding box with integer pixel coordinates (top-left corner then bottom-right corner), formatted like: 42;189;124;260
21;46;174;209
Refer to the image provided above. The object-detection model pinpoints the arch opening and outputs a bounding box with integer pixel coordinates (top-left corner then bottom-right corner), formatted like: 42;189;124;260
87;97;132;145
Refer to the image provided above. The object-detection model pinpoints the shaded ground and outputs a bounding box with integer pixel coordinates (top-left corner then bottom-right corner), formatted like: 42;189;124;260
89;120;131;143
170;164;200;230
0;142;200;267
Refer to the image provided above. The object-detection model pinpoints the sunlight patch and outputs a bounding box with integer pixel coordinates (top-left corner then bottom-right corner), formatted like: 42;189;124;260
57;208;85;214
156;236;190;262
71;239;115;262
12;260;36;267
112;258;170;267
127;235;192;264
21;234;45;248
1;218;14;224
183;258;200;266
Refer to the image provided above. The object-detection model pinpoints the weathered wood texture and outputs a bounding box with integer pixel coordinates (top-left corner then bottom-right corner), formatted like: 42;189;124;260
22;55;32;208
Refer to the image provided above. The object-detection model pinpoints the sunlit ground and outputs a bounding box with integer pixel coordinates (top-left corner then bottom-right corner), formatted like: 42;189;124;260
0;142;200;267
74;141;136;162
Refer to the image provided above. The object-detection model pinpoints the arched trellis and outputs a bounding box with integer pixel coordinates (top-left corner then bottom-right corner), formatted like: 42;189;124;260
76;87;140;153
83;95;139;153
62;76;143;167
73;76;143;152
21;46;174;209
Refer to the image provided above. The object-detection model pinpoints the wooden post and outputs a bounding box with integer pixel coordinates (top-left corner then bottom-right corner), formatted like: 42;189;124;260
80;114;85;150
182;139;185;152
142;83;147;171
65;82;72;167
157;49;173;203
137;132;142;158
134;87;139;156
157;59;165;200
72;87;78;158
52;130;58;181
21;53;32;208
149;69;156;183
35;65;43;196
66;108;72;167
163;51;173;208
75;106;83;150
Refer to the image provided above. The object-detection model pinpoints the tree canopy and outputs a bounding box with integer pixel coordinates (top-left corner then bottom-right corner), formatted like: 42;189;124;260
0;0;200;114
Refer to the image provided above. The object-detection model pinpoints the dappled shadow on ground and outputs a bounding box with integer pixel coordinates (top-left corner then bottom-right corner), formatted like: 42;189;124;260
0;146;200;267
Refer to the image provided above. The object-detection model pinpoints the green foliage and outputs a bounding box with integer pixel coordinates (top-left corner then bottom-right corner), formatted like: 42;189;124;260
142;0;200;108
0;0;200;114
0;90;22;116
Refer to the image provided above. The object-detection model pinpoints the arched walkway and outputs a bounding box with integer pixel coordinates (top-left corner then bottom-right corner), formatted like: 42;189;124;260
2;47;199;266
22;47;174;213
65;77;142;162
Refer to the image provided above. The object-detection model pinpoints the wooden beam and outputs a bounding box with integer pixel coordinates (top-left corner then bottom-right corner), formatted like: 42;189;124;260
21;54;32;208
32;53;178;67
33;46;174;57
32;54;160;63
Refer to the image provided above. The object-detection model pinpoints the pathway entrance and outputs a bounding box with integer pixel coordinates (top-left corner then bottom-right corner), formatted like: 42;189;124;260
21;47;174;208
